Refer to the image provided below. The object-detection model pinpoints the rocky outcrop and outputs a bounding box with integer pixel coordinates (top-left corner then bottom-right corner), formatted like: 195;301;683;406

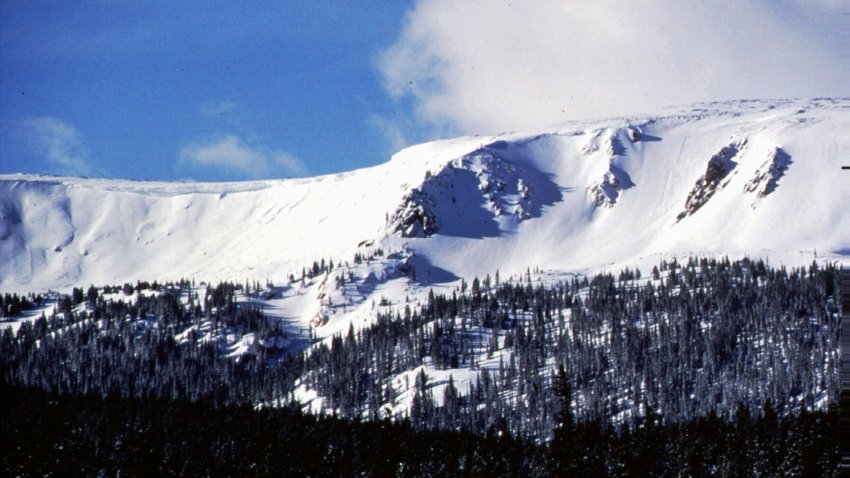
589;172;622;208
677;140;747;220
584;129;635;208
389;187;438;238
387;147;560;238
744;147;791;200
627;126;642;143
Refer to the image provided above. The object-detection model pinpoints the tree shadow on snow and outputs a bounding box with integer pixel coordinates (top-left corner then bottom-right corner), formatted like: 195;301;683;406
404;253;459;285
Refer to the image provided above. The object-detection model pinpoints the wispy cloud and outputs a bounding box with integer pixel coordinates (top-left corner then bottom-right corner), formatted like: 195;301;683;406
25;117;92;175
369;110;460;158
380;0;849;134
179;135;306;179
369;114;410;154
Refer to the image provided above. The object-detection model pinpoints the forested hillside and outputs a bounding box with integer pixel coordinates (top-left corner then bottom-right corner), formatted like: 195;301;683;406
2;258;840;445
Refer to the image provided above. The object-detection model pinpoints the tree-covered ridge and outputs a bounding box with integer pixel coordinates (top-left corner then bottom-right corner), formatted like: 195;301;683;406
2;280;297;404
303;258;839;439
0;258;840;443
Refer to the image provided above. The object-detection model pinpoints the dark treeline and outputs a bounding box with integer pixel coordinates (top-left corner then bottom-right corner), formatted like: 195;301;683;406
0;257;841;444
0;292;44;317
0;385;541;477
1;385;840;477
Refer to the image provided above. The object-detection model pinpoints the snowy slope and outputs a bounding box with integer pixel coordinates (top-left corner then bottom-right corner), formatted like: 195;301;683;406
2;98;848;296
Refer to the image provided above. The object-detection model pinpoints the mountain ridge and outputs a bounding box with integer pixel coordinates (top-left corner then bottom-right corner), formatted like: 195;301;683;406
1;97;848;294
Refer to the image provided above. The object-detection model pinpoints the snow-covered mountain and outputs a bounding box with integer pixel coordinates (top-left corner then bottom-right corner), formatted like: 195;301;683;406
2;98;848;296
2;98;848;432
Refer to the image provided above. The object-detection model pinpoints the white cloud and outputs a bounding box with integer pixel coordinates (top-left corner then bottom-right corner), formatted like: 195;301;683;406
273;150;307;177
25;117;92;175
380;0;850;134
179;135;306;178
369;114;412;154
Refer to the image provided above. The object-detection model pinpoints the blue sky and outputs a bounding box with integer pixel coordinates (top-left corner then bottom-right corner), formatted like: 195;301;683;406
0;1;423;181
2;1;846;182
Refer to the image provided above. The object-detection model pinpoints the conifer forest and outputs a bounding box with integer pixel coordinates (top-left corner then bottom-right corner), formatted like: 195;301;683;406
1;257;843;476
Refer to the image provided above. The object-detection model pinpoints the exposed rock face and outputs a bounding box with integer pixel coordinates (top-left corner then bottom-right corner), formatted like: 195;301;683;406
744;147;791;200
387;146;561;238
588;162;635;209
389;187;438;238
589;171;622;208
584;129;635;209
627;126;642;143
677;140;747;220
